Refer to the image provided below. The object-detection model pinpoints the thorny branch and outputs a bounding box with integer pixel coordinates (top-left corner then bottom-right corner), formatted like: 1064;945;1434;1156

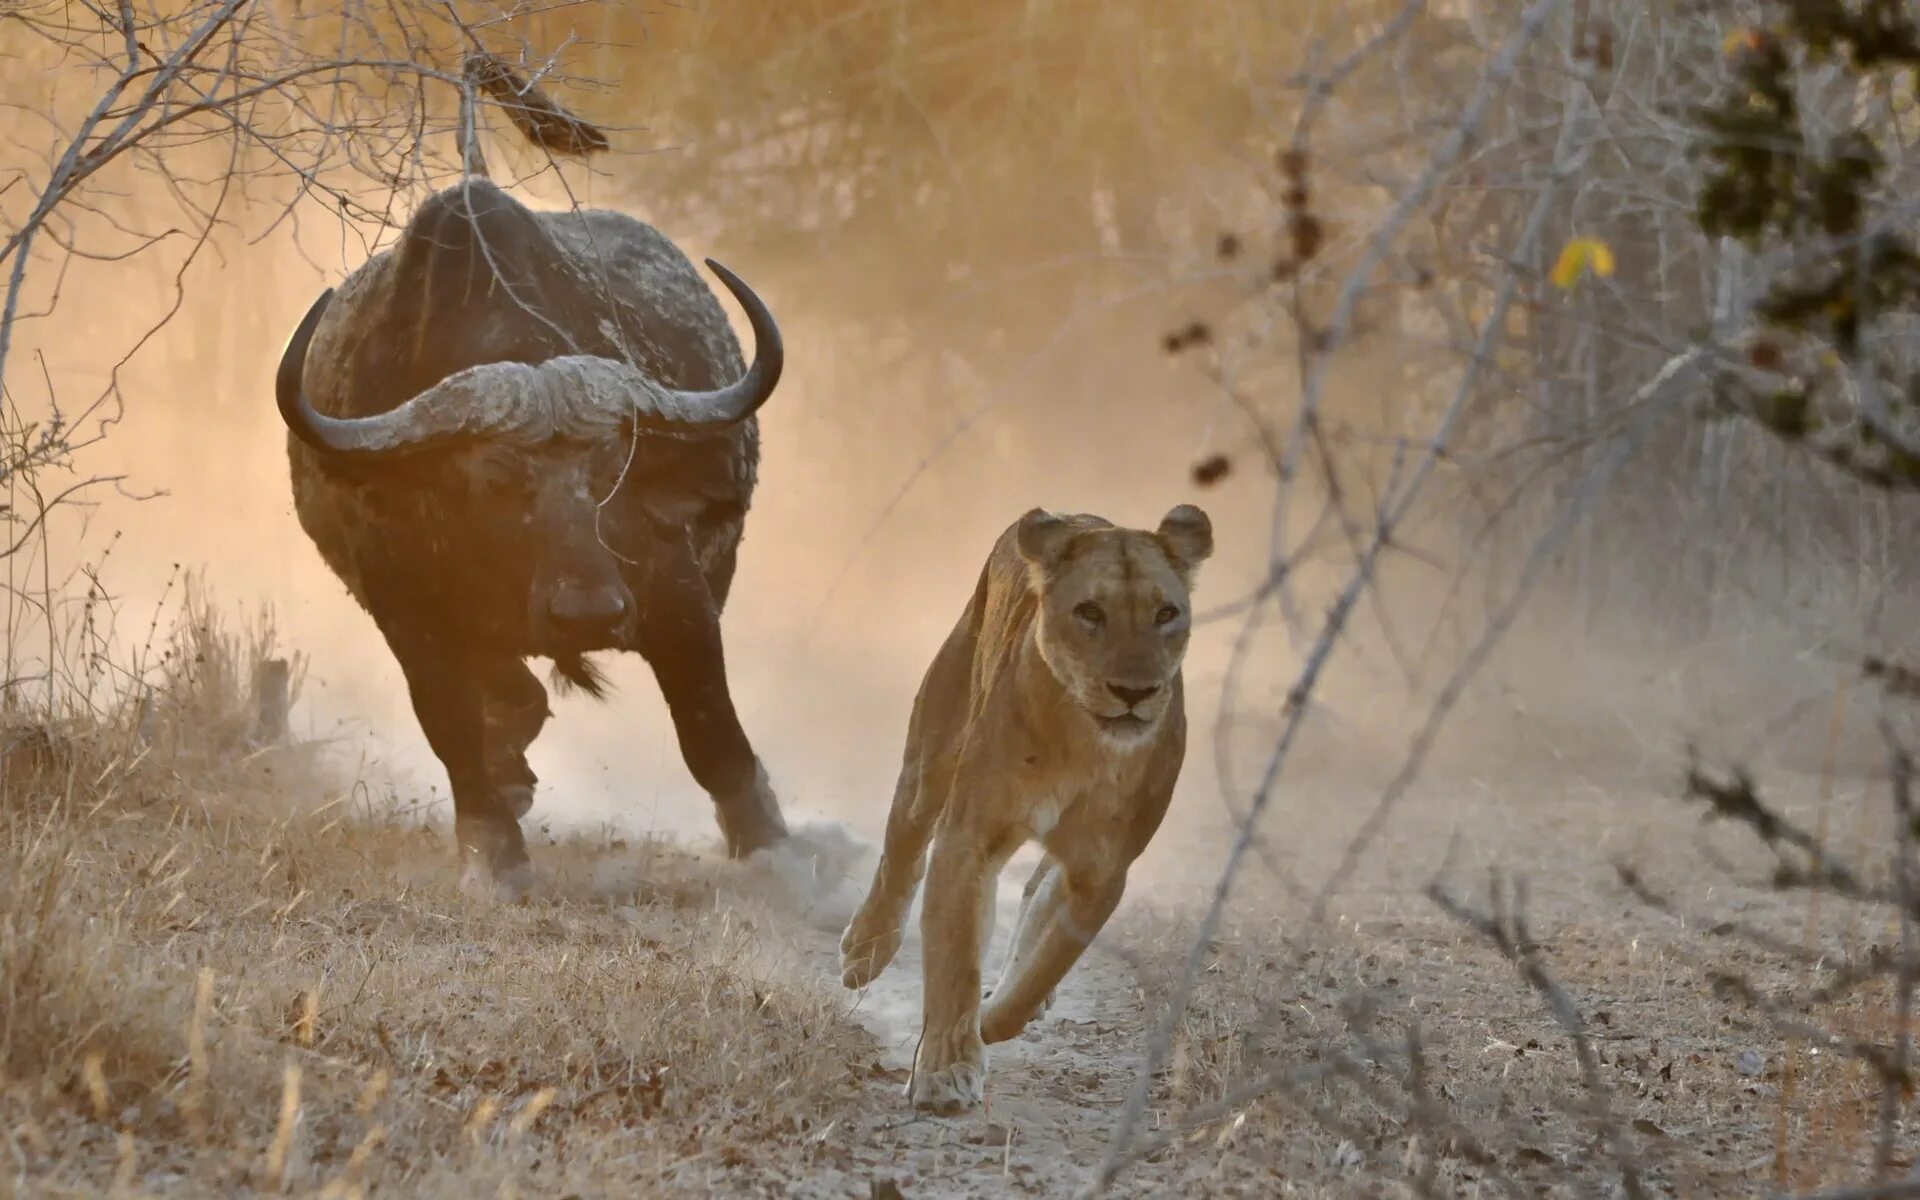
1618;700;1920;1192
1428;873;1650;1200
1099;0;1920;1192
1;1;616;708
1094;2;1581;1188
1680;752;1919;919
1874;724;1916;1181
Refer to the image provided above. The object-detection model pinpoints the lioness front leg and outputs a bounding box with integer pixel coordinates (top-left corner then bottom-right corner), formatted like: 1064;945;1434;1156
980;867;1125;1045
909;819;1005;1113
989;855;1061;1020
840;758;942;988
843;633;972;989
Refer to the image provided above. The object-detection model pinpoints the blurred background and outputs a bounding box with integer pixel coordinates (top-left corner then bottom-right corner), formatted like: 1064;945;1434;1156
5;0;1912;873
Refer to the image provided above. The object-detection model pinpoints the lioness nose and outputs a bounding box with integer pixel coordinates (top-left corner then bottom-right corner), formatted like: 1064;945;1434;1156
547;583;631;642
1108;682;1160;708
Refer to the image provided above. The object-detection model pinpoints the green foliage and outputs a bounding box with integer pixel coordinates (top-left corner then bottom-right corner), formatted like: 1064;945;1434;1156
1693;1;1920;486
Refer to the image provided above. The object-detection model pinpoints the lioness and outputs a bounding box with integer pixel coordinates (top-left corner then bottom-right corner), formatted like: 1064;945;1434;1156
839;504;1213;1112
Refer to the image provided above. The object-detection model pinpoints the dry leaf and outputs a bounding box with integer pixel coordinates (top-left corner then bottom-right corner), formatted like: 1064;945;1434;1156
1550;238;1617;290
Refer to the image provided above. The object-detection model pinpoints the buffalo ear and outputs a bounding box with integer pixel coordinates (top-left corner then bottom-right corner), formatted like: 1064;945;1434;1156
1015;507;1076;567
1156;504;1214;582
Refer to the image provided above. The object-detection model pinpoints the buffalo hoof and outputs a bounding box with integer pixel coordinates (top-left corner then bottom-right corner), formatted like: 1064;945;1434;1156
716;763;789;859
725;818;786;859
459;859;538;904
500;784;534;820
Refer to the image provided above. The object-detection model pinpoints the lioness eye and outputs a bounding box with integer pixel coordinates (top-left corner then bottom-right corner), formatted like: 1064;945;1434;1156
1074;602;1105;626
1156;605;1181;626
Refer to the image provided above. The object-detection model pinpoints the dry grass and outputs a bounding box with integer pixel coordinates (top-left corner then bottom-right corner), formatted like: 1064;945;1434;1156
0;609;875;1198
1101;749;1918;1198
1;600;1912;1198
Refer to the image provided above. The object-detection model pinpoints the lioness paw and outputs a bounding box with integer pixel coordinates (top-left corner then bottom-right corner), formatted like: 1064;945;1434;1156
978;1002;1029;1045
838;912;903;989
910;1026;986;1112
908;1059;986;1113
980;981;1061;1043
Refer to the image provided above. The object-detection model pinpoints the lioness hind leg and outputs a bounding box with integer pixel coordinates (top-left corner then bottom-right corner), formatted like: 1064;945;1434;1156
988;855;1060;1020
980;869;1125;1045
840;760;941;988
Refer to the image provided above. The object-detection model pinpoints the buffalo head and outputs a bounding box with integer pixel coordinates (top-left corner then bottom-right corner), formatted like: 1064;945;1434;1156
275;258;782;661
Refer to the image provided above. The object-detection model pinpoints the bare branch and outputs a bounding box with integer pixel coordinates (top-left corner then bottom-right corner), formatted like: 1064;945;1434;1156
1427;873;1649;1200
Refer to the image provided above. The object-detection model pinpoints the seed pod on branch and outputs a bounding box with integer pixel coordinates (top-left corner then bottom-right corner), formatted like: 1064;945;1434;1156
1191;453;1231;487
462;51;610;158
1161;321;1212;355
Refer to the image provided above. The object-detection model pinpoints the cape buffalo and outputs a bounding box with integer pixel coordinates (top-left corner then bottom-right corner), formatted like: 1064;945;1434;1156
274;177;790;896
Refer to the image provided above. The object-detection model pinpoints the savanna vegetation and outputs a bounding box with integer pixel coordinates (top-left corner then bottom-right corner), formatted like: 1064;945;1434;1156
4;0;1919;1195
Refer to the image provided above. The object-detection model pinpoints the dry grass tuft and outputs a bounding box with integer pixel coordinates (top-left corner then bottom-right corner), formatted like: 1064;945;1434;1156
0;604;875;1196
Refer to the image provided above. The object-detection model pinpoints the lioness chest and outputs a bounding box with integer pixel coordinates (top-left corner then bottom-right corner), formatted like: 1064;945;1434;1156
995;718;1168;847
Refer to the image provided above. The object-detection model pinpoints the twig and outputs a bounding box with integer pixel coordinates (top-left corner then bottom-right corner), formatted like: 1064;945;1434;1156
1428;872;1650;1200
1876;720;1917;1180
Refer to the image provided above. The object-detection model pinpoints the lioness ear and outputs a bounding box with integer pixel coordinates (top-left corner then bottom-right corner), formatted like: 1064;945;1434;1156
1156;504;1213;578
1015;507;1075;567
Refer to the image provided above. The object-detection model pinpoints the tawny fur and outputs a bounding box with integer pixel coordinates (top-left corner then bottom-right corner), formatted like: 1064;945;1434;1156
838;503;1213;1113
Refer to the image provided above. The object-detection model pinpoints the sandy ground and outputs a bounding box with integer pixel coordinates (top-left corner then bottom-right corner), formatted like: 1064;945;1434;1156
9;673;1913;1197
686;737;1916;1197
714;831;1188;1198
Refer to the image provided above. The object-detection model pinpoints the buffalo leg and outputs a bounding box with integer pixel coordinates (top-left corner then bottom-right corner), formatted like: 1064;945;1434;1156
386;628;531;888
629;541;787;858
698;511;745;612
479;656;550;820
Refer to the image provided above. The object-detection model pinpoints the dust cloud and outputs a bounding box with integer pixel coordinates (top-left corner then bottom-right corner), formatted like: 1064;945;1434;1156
5;3;1886;907
10;186;1327;885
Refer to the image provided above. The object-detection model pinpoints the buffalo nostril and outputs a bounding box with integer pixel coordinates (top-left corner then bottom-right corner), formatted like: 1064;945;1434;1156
1108;682;1160;708
547;586;630;638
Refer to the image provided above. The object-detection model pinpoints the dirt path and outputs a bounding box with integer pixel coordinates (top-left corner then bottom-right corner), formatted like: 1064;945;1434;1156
750;829;1173;1199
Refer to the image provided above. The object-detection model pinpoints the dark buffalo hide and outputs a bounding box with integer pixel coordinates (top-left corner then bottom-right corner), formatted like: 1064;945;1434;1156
278;179;790;893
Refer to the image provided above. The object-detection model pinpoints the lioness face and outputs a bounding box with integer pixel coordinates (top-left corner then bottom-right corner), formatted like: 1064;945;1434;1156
1017;504;1214;744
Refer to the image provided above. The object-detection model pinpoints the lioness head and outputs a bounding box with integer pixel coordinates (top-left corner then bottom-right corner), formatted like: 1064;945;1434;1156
1016;504;1214;743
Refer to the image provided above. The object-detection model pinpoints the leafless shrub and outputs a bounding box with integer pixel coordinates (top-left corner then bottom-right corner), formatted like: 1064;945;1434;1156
1;1;619;711
1086;0;1920;1195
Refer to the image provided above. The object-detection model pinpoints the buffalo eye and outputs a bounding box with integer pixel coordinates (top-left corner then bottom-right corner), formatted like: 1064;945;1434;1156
1073;601;1105;627
1155;605;1182;626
